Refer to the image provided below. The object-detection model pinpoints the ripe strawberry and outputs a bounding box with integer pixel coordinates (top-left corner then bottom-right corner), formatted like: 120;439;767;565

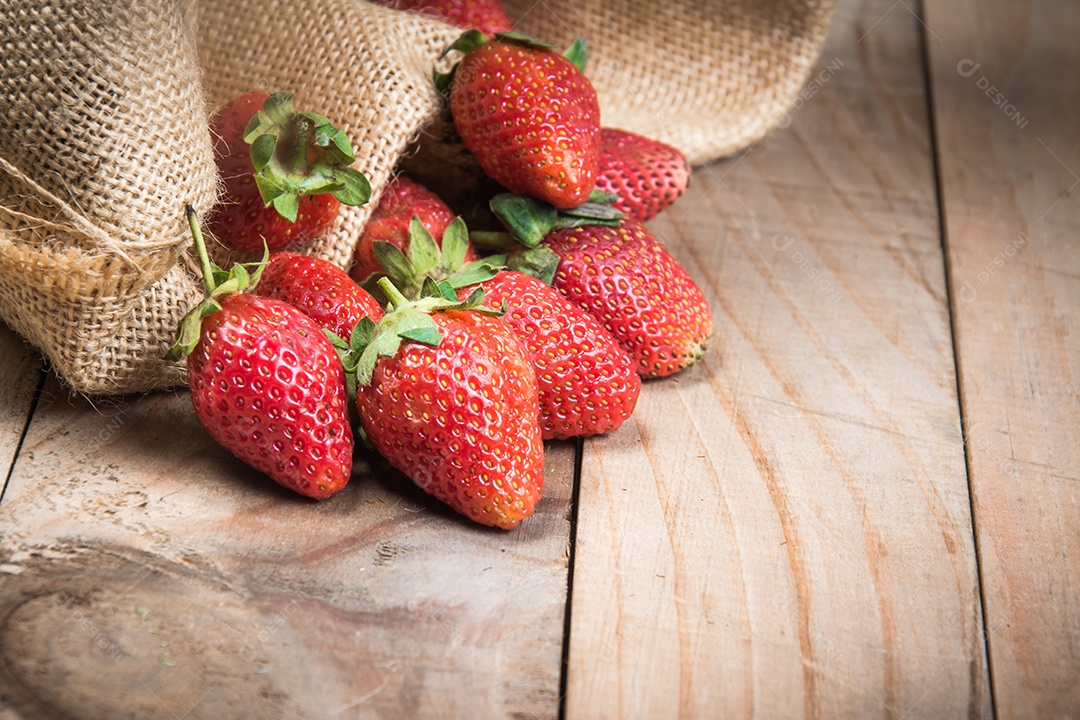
350;176;476;283
340;279;544;529
596;128;691;222
370;216;640;439
441;32;601;209
469;271;640;440
371;0;511;36
169;207;353;500
207;91;370;253
253;251;383;339
543;218;714;378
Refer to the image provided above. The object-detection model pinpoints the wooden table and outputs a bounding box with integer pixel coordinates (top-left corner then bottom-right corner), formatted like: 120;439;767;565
1;0;1077;717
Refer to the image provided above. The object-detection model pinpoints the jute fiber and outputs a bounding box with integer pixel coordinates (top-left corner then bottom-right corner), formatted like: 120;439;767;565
0;0;835;395
0;0;216;394
503;0;838;164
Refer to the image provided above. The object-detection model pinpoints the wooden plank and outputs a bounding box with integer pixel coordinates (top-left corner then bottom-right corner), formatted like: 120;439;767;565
563;0;991;717
0;373;575;719
924;1;1080;716
0;322;44;502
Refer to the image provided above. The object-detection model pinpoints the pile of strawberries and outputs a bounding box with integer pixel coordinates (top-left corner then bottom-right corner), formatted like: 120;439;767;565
172;12;713;530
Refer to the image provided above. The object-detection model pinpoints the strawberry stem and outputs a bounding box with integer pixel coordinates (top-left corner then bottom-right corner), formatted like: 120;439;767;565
186;204;217;297
167;207;270;361
377;277;410;309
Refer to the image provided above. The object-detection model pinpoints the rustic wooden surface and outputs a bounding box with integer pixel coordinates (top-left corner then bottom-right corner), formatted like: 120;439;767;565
563;0;989;717
0;325;41;504
0;370;576;719
1;0;1077;718
925;0;1080;716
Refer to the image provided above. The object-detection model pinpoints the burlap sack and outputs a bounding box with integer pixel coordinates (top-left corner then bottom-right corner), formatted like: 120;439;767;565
0;0;217;394
502;0;838;164
0;0;835;395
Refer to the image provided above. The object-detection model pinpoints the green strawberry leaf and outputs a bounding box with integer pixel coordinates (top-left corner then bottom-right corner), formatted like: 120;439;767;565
421;277;459;302
588;189;621;204
494;31;560;52
311;117;356;162
166;298;221;361
507;246;561;286
445;256;505;289
440;28;490;60
459;286;486;309
552;215;621;230
326;327;361;400
561;201;626;221
331;168;371;207
350;317;377;355
399;324;444;347
254;172;286;204
208;264;232;289
243;92;294;142
433;66;456;97
373;241;414;286
435;29;489;93
490;193;558;248
440;217;469;269
564;37;588;72
249;134;276;172
324;328;350;353
271;192;300;223
406;217;442;275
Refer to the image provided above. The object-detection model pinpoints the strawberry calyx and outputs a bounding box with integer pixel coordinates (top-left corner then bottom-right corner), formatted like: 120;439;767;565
562;37;588;72
167;205;269;360
369;216;504;300
474;191;623;283
329;276;500;397
244;91;371;222
434;31;587;94
488;190;624;247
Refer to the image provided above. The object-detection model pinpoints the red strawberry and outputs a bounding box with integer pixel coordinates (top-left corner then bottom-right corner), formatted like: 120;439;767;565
543;217;713;377
207;91;370;253
350;176;476;283
596;128;691;222
470;271;640;440
253;251;384;339
169;207;353;499
370;217;640;439
442;33;601;209
342;280;544;529
371;0;511;36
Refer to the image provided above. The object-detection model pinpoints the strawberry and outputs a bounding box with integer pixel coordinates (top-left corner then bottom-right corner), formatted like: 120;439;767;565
252;251;383;339
469;271;641;440
542;217;714;378
371;0;512;36
596;128;691;222
350;176;476;283
168;206;353;500
207;91;370;253
373;217;640;439
440;32;601;210
338;279;544;529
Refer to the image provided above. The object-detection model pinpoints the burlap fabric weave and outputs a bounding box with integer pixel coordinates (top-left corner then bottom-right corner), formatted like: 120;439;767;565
0;0;835;396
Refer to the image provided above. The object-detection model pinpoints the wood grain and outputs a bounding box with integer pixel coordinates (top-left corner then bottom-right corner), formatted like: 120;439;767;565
925;0;1080;716
0;374;575;719
563;0;991;717
0;323;43;502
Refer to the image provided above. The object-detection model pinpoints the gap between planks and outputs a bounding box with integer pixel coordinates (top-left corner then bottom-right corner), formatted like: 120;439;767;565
914;0;1000;715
